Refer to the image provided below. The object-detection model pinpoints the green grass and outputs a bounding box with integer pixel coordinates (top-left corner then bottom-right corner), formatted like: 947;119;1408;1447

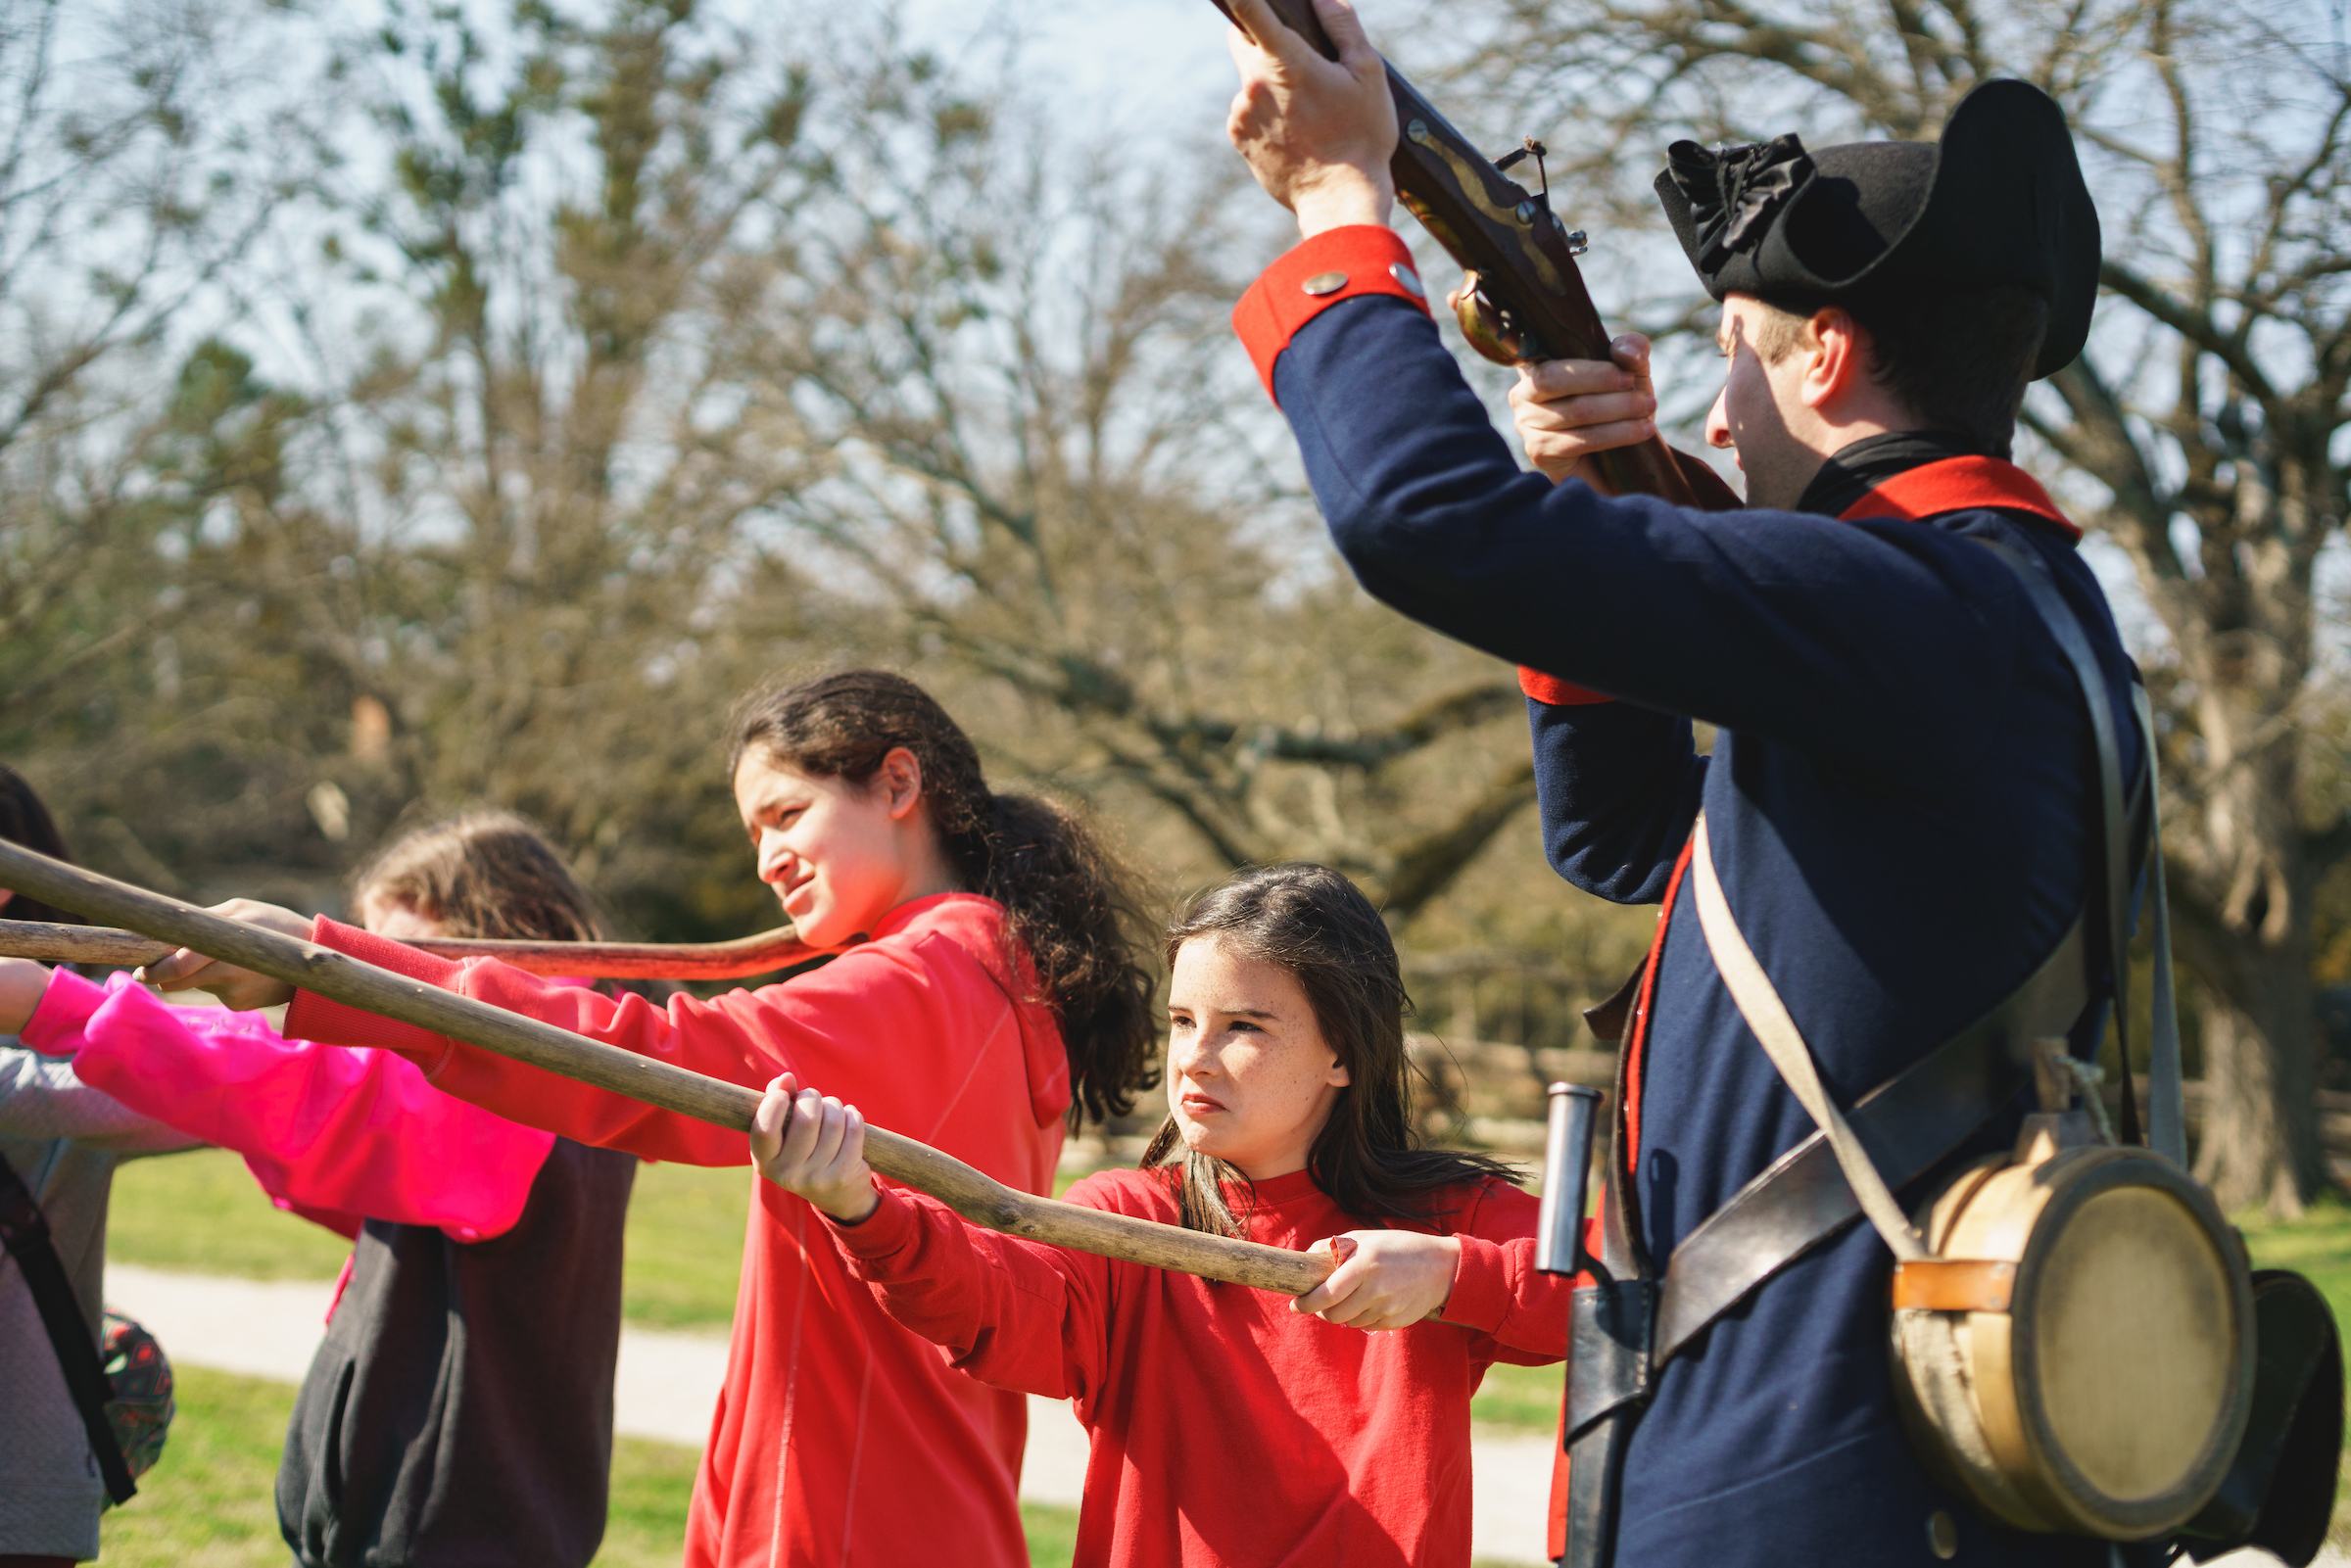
98;1364;1088;1567
110;1149;354;1280
1025;1499;1082;1567
98;1365;293;1567
2240;1195;2351;1324
613;1161;751;1331
1471;1359;1563;1434
110;1148;751;1332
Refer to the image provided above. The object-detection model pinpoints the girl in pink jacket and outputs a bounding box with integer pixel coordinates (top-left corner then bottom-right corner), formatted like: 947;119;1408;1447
0;812;636;1568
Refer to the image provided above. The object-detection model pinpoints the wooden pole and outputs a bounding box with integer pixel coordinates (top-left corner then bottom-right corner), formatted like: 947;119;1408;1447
0;919;822;981
0;840;1333;1298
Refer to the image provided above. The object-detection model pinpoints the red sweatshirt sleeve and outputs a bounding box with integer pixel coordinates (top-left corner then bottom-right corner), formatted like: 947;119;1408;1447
284;911;1028;1167
829;1182;1113;1404
1440;1180;1573;1367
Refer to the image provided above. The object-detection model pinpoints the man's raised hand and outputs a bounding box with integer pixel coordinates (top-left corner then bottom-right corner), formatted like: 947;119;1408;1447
1507;331;1661;490
1224;0;1397;238
751;1074;881;1224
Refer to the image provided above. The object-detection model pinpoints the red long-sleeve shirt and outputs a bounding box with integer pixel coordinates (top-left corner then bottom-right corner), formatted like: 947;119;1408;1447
827;1165;1569;1568
282;892;1068;1568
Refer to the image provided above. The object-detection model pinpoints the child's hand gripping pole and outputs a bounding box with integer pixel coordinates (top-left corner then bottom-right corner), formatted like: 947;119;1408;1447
0;835;1337;1299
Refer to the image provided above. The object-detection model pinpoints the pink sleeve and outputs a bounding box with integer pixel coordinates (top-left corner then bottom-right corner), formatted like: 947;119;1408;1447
61;971;554;1242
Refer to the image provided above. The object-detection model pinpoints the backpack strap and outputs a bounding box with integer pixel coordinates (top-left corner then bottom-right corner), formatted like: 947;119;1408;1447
0;1149;136;1504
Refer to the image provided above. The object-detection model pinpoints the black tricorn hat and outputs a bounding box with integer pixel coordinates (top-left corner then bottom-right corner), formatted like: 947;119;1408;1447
1653;79;2100;378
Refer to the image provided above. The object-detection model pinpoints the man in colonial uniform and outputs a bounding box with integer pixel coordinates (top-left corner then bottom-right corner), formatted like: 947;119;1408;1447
1218;0;2146;1563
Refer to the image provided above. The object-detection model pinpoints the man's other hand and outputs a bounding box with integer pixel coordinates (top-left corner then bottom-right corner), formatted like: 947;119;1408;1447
1224;0;1397;238
1508;331;1659;490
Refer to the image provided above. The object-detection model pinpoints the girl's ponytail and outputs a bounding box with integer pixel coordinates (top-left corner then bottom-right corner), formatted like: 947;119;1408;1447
733;671;1159;1122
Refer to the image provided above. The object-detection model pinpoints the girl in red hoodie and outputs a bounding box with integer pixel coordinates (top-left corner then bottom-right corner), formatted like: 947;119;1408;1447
752;862;1571;1568
145;671;1160;1568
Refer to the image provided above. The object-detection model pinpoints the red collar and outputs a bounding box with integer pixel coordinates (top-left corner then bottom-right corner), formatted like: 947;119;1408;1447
1836;455;2080;541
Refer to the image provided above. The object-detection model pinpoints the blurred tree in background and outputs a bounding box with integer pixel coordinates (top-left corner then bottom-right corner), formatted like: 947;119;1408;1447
0;0;1642;1018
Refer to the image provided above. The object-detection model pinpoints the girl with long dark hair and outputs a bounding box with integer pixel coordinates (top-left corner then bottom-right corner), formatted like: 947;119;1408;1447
753;862;1570;1568
150;671;1160;1568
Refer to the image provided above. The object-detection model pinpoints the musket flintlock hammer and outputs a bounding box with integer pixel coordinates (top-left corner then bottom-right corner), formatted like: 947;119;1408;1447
1212;0;1721;509
0;838;1333;1298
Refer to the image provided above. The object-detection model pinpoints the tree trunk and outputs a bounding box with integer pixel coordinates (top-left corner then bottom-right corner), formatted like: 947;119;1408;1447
2173;664;2334;1214
2193;960;2327;1214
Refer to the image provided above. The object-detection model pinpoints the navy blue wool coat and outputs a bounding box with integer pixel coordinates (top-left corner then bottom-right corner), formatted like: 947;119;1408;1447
1244;228;2145;1568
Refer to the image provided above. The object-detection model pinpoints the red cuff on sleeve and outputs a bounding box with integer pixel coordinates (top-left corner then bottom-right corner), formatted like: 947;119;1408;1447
1444;1234;1516;1332
827;1183;920;1261
21;968;110;1051
1231;225;1432;404
1519;667;1613;706
282;915;469;1063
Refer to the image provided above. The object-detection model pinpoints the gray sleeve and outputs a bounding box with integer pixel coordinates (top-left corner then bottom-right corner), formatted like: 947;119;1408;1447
0;1043;205;1155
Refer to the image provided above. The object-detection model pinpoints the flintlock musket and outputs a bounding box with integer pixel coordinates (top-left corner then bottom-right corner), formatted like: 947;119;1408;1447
0;839;1335;1299
0;918;820;981
1212;0;1735;509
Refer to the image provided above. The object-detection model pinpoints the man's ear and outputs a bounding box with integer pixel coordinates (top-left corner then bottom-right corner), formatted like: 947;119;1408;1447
0;887;13;914
878;746;926;821
1800;308;1872;411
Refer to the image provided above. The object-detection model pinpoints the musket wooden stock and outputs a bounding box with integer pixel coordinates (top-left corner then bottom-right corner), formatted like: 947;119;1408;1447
1211;0;1705;506
0;840;1334;1299
0;919;821;981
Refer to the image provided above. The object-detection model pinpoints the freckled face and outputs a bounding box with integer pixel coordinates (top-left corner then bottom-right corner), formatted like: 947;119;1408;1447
1165;937;1350;1182
732;752;909;949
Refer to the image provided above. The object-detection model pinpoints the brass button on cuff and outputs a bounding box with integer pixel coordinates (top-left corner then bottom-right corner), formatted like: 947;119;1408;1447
1301;271;1348;297
1389;262;1425;298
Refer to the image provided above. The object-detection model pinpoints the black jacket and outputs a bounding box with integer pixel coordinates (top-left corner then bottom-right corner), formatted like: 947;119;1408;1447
278;1136;637;1568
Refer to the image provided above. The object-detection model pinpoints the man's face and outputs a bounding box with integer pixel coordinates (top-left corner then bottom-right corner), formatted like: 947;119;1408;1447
1703;296;1822;511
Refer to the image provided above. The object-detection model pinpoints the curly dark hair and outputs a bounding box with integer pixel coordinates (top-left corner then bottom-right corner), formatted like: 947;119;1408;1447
731;670;1159;1124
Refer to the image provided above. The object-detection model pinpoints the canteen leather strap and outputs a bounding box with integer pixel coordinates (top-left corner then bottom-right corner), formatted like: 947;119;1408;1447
1974;536;2142;1148
2131;678;2188;1165
1892;1259;2018;1313
1650;916;2083;1363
